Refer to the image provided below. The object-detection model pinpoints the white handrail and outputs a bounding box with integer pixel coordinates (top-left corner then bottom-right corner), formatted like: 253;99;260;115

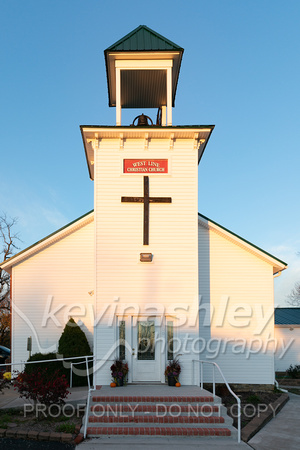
0;354;94;369
274;379;288;393
0;355;95;388
193;359;241;443
84;387;95;439
70;357;96;388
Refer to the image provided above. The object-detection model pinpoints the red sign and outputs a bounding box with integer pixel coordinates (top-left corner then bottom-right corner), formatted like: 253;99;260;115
124;159;168;174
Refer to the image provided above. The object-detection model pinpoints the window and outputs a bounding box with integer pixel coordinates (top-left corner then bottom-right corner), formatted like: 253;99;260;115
167;320;174;360
119;320;126;360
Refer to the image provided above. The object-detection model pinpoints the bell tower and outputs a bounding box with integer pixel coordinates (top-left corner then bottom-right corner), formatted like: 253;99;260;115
104;24;184;126
81;26;214;385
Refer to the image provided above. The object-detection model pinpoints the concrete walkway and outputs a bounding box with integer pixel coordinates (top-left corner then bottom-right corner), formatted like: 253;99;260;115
77;437;250;449
0;385;89;409
248;392;300;450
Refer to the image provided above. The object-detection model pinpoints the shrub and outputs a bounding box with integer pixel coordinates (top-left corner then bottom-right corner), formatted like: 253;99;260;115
25;353;62;379
58;318;90;358
286;364;300;379
13;367;69;410
58;318;92;387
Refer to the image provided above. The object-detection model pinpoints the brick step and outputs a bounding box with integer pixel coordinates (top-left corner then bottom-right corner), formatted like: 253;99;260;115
89;415;225;424
86;426;231;437
92;395;214;403
91;404;220;413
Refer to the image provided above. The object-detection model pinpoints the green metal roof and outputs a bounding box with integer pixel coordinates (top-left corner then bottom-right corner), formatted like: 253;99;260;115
275;308;300;325
105;25;183;52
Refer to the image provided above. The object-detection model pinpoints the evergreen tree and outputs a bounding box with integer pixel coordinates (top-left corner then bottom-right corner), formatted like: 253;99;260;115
58;318;90;358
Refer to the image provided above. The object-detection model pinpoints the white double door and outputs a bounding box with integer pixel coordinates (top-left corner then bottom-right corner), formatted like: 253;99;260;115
131;316;162;382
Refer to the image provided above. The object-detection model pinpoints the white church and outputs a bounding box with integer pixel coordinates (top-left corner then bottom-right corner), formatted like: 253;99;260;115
1;26;287;387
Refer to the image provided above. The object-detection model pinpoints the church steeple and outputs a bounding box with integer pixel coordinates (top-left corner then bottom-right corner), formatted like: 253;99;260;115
104;25;184;126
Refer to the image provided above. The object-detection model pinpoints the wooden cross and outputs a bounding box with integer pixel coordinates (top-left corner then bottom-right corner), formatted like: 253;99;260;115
121;176;172;245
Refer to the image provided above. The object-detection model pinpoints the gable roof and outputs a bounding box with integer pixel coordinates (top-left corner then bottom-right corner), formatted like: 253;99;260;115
0;210;94;273
198;213;288;275
275;307;300;325
105;25;184;52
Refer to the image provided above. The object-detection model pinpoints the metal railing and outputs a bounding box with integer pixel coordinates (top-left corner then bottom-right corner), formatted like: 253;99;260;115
83;386;95;439
193;359;241;443
0;354;94;372
274;379;288;393
70;356;94;389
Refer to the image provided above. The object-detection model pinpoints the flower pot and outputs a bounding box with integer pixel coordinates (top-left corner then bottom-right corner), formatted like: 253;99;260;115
116;376;124;387
167;374;176;386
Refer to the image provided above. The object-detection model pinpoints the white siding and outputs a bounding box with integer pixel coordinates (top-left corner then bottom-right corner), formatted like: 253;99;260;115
274;326;300;371
94;138;200;385
198;222;275;384
12;220;94;366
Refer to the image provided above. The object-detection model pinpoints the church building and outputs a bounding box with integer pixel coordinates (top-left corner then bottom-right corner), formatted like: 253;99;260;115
1;26;287;387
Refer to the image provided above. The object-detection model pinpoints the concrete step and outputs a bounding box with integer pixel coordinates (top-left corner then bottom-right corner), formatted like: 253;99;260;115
91;395;215;403
86;426;232;437
91;404;221;413
89;415;225;424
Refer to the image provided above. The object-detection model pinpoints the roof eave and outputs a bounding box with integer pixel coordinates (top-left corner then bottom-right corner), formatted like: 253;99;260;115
198;213;288;273
0;210;94;270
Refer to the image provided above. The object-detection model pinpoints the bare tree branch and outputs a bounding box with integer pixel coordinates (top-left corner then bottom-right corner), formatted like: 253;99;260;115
0;213;20;345
287;281;300;306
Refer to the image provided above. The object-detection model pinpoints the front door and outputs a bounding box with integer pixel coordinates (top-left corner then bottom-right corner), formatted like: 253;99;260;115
132;317;161;382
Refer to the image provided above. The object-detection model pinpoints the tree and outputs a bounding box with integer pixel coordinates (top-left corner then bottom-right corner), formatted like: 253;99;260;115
0;213;20;347
287;282;300;306
286;250;300;306
58;317;91;358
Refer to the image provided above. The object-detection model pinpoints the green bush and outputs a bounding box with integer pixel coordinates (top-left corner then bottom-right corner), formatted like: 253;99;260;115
58;318;92;387
286;364;300;379
25;352;61;378
58;318;90;358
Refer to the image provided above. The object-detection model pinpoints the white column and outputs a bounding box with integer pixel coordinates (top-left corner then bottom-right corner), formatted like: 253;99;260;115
167;67;172;126
161;106;167;126
116;67;121;126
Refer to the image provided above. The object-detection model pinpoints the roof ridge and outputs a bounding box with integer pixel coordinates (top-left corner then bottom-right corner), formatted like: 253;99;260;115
105;25;183;52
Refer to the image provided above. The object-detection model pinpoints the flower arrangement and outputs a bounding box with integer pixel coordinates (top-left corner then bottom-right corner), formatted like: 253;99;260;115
0;372;11;394
3;372;11;381
164;358;181;383
110;360;128;386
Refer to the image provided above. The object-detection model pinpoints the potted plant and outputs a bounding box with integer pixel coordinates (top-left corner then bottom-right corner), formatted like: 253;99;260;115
110;360;128;386
165;358;181;386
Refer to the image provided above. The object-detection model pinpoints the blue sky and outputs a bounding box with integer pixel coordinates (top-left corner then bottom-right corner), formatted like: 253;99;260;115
1;0;300;305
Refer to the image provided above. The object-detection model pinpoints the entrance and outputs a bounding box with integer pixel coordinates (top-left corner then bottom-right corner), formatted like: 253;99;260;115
132;317;161;382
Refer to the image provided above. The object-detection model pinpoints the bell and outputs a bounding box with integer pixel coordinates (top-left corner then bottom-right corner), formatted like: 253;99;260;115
132;114;153;127
137;114;149;126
